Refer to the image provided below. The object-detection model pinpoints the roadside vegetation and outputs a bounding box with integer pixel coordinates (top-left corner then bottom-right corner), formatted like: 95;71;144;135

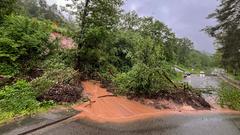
205;0;240;80
219;83;240;111
206;0;240;111
0;0;215;124
0;0;79;124
68;0;213;96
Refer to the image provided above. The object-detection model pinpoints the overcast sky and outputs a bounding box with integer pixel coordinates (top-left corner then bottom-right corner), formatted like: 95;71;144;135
48;0;219;53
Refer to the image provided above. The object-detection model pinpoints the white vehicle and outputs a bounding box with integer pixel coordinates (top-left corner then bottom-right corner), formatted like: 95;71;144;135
200;71;205;77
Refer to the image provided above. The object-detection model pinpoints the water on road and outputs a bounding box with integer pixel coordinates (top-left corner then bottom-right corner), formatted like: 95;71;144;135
184;75;220;89
31;76;240;135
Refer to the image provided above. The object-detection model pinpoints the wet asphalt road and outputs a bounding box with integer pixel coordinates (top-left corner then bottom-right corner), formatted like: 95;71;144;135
31;75;240;135
31;112;240;135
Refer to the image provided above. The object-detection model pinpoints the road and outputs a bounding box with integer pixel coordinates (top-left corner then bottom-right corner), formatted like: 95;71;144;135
30;112;240;135
30;75;240;135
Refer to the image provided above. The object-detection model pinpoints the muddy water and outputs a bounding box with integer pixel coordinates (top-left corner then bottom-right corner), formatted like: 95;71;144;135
72;77;226;123
73;81;165;123
33;79;240;135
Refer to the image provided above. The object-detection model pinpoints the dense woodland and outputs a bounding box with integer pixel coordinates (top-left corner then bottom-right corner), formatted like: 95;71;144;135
0;0;219;123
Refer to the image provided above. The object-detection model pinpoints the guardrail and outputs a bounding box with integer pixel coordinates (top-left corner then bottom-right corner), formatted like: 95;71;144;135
218;74;240;89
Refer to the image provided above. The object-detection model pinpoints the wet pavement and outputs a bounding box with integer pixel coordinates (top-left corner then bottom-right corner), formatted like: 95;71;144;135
0;108;79;135
184;75;222;109
3;75;240;135
184;75;220;89
31;112;240;135
30;77;240;135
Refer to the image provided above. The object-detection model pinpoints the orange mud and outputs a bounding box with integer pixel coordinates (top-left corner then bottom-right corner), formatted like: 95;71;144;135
73;81;240;123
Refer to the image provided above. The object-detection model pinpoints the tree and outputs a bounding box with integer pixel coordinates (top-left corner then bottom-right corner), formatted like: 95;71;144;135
0;0;17;22
0;15;52;76
18;0;65;25
176;38;193;66
206;0;240;74
67;0;124;72
120;11;140;31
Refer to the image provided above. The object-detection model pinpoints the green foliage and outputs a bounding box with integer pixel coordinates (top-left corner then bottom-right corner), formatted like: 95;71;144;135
219;83;240;111
0;63;19;76
114;64;171;96
67;0;214;97
0;15;52;76
78;26;113;72
0;0;17;22
18;0;65;25
42;50;76;69
0;80;54;123
31;68;76;94
112;31;172;96
206;0;240;74
68;0;123;72
31;50;77;94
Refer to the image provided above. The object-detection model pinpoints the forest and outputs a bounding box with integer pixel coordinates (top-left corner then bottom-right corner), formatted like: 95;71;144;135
0;0;223;123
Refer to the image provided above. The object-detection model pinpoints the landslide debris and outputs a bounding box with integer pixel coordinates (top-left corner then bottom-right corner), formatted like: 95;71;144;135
37;84;83;103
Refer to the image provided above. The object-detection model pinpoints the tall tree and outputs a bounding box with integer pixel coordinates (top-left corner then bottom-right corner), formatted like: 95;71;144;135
206;0;240;74
67;0;124;71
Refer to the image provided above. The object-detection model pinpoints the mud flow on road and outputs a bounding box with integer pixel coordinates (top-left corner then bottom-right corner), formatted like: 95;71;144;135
29;78;240;135
73;81;168;123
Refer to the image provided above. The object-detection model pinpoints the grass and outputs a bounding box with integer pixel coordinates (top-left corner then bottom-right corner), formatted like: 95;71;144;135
228;73;240;81
218;82;240;111
173;72;184;82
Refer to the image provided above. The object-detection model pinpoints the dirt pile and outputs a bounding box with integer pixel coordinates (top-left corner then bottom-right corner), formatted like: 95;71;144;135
73;81;162;122
132;89;211;110
37;84;83;103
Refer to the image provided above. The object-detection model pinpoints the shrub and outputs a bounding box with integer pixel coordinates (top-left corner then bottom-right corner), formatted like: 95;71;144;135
112;32;173;96
0;80;53;123
31;50;77;94
0;15;52;76
219;83;240;111
42;49;76;70
31;68;77;94
114;64;171;96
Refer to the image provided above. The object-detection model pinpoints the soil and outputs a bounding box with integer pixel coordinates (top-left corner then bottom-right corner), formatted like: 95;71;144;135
132;90;211;110
97;76;211;111
73;81;161;123
73;81;212;123
50;32;76;49
37;84;83;103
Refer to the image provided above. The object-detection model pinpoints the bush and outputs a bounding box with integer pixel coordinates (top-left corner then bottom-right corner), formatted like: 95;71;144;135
112;32;173;96
0;15;52;76
31;68;77;94
0;80;53;123
31;50;77;94
219;83;240;111
114;64;171;96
